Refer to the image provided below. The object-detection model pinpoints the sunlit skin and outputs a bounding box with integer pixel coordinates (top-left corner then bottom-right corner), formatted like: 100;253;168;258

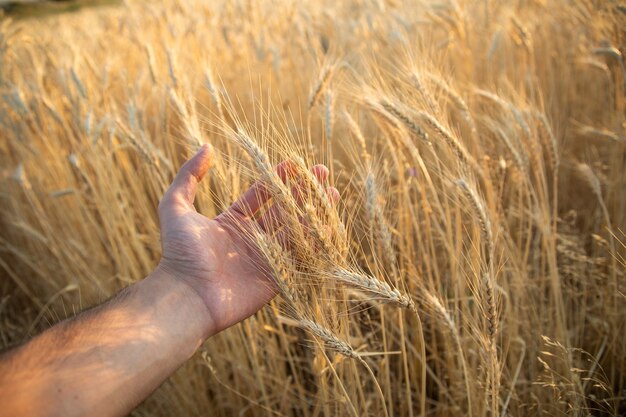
0;144;339;417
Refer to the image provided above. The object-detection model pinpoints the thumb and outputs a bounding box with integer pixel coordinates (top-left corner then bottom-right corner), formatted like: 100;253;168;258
161;144;213;211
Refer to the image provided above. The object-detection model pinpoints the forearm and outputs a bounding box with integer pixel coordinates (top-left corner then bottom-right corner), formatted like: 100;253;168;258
0;267;214;417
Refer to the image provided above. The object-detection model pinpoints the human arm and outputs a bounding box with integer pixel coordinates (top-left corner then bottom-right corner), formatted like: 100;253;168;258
0;266;211;417
0;144;338;417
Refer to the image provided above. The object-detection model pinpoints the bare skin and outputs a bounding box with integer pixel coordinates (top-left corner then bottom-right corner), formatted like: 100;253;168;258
0;144;338;417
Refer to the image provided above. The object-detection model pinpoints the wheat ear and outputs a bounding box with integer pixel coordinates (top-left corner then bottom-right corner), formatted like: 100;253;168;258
423;72;478;140
329;267;413;309
299;319;358;359
380;99;430;142
455;179;494;259
365;172;398;277
308;64;335;109
255;232;299;306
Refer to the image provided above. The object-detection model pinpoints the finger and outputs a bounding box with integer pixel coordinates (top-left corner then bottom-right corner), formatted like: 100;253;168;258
277;160;298;182
257;203;284;233
229;180;272;217
273;227;292;252
162;144;213;210
257;164;336;246
257;181;305;235
262;182;310;229
291;180;307;206
259;165;337;231
311;164;329;183
290;183;337;207
257;206;295;251
295;187;339;242
326;186;340;205
291;164;331;206
229;160;296;217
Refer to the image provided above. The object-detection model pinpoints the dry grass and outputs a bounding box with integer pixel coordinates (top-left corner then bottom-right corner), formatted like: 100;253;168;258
1;0;625;416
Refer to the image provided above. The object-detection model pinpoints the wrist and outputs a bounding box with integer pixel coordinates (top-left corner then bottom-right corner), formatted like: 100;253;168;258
148;263;216;340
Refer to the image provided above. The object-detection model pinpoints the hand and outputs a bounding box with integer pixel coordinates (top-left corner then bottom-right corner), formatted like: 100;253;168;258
156;144;339;336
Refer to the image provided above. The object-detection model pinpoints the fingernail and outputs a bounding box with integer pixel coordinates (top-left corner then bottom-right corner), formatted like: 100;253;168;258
312;164;329;181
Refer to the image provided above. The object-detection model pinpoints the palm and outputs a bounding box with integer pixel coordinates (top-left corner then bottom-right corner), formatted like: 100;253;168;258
158;145;337;334
161;209;273;332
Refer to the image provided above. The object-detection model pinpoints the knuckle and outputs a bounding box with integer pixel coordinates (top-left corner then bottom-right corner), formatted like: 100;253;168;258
158;193;170;215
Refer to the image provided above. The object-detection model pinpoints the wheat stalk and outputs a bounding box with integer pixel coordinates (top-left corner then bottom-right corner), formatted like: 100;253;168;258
324;89;334;141
342;109;371;164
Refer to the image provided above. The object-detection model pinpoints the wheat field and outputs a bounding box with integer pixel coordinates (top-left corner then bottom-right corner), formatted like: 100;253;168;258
0;0;625;415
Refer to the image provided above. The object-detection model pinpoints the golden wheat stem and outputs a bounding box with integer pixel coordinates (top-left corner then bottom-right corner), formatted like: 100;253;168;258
342;109;371;164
